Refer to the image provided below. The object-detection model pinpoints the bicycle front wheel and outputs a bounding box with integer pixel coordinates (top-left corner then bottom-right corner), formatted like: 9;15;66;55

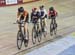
50;23;54;36
32;29;36;44
17;31;23;50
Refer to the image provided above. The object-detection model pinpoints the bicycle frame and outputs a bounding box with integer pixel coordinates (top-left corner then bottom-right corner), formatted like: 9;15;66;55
19;21;25;37
17;20;29;49
33;23;39;35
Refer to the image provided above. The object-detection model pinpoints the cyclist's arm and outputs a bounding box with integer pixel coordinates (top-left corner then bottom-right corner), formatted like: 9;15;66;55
41;9;47;18
31;12;38;19
48;10;50;16
54;10;58;17
48;10;51;19
24;11;28;21
56;11;58;16
17;12;21;21
24;16;27;22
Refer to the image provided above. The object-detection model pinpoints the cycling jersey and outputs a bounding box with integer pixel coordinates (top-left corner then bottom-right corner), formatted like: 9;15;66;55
17;10;29;22
39;9;47;19
31;11;39;23
48;10;57;17
48;10;57;24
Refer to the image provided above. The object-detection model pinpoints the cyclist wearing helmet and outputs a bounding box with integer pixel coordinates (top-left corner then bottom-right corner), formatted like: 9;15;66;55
31;8;41;33
39;5;47;32
48;7;58;23
31;8;38;23
17;7;29;41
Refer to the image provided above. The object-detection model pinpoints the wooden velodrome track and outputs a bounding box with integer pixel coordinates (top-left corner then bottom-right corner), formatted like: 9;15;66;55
0;0;75;55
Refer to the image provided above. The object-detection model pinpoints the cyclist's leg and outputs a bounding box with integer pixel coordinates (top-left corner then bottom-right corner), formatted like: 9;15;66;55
52;18;56;30
54;18;57;35
50;18;54;35
54;17;56;24
34;22;37;32
24;14;29;38
26;14;29;23
53;17;57;28
43;18;47;32
24;22;28;40
41;19;44;31
18;24;21;31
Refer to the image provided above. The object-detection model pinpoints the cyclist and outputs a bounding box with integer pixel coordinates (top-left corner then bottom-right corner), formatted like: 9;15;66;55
48;7;58;36
48;7;58;23
31;8;41;33
31;8;38;23
17;7;29;42
39;5;47;32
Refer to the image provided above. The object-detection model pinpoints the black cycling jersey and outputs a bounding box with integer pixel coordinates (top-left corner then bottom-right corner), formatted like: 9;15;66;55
31;11;39;23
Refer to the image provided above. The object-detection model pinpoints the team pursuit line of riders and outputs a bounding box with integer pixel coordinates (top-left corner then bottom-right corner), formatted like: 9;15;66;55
16;5;58;49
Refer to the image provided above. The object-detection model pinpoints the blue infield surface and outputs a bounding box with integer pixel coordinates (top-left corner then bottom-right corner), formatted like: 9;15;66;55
25;33;75;55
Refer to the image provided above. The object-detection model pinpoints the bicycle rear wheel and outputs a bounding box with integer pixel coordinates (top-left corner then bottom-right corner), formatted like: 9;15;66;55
17;31;23;50
37;30;42;42
32;29;36;44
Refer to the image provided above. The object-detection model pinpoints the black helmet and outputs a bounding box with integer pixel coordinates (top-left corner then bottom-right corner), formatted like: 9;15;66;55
39;5;44;9
49;7;54;11
41;5;44;8
18;7;24;12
